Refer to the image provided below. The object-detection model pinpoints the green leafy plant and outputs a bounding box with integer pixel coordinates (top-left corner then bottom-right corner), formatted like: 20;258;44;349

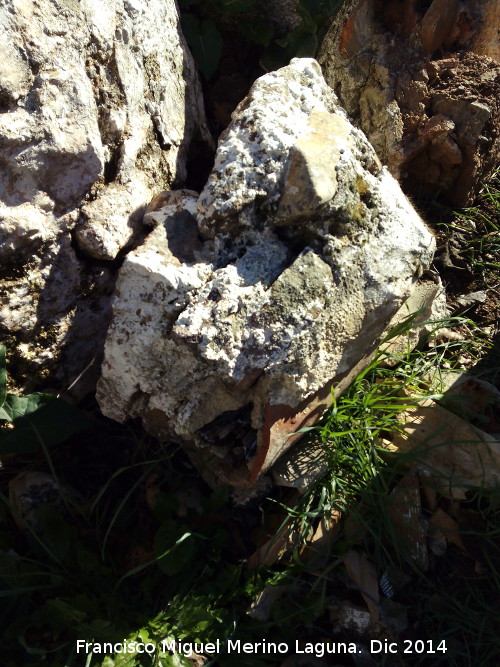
0;381;255;666
180;13;224;80
179;0;257;80
179;0;345;79
0;346;92;454
276;313;500;663
434;168;500;286
1;305;497;665
260;0;345;71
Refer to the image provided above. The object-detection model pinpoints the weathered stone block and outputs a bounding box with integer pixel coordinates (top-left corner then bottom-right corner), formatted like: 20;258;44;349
98;59;435;491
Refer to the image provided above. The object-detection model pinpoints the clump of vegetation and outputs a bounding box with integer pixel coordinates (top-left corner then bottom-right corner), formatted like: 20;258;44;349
0;345;91;455
436;168;500;289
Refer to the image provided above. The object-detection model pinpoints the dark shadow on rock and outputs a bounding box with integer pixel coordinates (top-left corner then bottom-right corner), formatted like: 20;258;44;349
154;208;204;265
47;196;159;399
43;143;104;217
31;233;115;400
174;16;215;194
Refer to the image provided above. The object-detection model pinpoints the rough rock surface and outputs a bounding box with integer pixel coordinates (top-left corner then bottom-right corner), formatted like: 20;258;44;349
0;0;210;394
0;233;115;397
98;59;435;491
318;0;500;206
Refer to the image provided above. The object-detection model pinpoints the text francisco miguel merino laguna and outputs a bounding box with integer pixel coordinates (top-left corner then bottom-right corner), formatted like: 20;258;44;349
76;638;410;658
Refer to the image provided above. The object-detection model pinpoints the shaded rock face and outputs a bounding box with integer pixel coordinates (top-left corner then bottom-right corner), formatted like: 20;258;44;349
0;0;210;395
97;59;435;492
318;0;500;206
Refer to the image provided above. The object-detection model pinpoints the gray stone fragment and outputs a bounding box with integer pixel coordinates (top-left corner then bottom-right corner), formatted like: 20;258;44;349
197;60;340;239
272;275;449;491
454;290;487;309
0;39;33;104
381;274;449;362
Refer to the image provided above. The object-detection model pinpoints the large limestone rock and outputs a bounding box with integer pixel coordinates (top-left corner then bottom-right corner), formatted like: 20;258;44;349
0;0;210;394
318;0;500;206
97;59;435;491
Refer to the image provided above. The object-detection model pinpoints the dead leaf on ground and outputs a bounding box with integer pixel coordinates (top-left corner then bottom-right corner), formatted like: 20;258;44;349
247;584;289;621
432;372;500;433
418;467;439;512
429;507;467;553
343;550;380;622
299;509;342;563
387;399;500;499
247;522;292;569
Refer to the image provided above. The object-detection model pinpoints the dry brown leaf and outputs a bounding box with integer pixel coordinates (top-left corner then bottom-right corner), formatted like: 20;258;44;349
378;437;400;453
343;550;380;622
388;399;500;499
299;509;342;562
429;507;467;553
246;523;292;569
418;468;439;512
439;375;500;434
